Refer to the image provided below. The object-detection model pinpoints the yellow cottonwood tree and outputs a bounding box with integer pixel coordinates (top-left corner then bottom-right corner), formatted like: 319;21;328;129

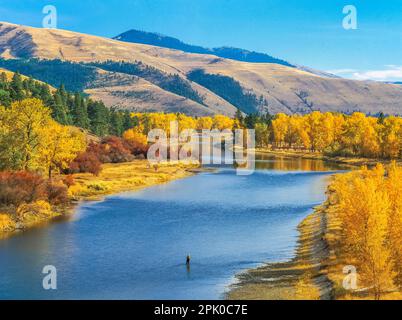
331;165;397;299
196;117;214;130
123;129;148;147
385;162;402;288
340;113;380;157
178;114;197;132
0;98;52;170
380;117;402;159
0;98;86;176
213;115;234;130
39;122;86;179
272;113;289;148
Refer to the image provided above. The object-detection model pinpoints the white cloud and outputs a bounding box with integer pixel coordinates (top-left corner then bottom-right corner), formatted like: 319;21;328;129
327;66;402;82
351;66;402;81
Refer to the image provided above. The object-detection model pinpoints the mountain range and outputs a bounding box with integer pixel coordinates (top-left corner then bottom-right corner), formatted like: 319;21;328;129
1;21;402;116
114;29;294;67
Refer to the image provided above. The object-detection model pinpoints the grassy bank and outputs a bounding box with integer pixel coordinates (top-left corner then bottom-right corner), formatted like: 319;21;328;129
0;160;196;237
255;148;402;167
68;160;196;201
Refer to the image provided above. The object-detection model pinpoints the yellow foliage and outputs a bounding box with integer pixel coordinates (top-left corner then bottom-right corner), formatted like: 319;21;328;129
0;98;52;170
126;112;235;134
0;98;86;174
212;115;234;130
16;200;55;224
271;112;402;158
123;129;148;146
197;117;214;130
272;113;290;148
329;163;402;299
294;276;321;300
68;184;88;198
0;213;16;232
39;122;86;178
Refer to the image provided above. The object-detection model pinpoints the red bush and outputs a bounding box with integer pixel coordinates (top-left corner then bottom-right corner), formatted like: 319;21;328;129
100;136;134;163
86;142;109;163
67;136;143;176
84;138;134;164
68;151;102;176
0;171;47;206
46;182;68;205
125;139;149;157
62;175;75;187
0;171;69;206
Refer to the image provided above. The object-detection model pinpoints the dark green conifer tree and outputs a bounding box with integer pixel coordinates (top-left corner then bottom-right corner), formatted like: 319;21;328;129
109;110;124;136
10;72;25;101
88;100;110;136
72;93;90;129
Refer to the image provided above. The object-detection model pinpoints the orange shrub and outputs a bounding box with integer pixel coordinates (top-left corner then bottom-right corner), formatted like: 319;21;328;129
0;171;68;206
0;171;46;206
68;151;102;175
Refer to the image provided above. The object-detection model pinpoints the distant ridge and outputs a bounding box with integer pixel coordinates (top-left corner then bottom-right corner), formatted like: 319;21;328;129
113;29;294;67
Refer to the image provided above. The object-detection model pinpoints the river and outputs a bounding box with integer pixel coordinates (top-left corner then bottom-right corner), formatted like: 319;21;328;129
0;155;346;299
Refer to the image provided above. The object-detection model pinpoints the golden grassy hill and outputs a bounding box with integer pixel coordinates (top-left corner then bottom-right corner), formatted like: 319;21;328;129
1;21;402;116
86;69;234;116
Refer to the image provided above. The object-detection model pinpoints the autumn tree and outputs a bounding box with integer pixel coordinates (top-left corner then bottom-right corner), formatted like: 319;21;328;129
384;162;402;288
196;117;214;130
379;117;402;159
0;98;85;176
123;129;148;149
0;98;52;170
39;122;86;179
272;113;289;148
330;165;398;299
213;114;234;130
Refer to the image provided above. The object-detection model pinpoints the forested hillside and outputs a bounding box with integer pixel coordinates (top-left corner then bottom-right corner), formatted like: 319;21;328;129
87;60;205;105
0;58;97;92
0;58;208;112
114;29;294;66
0;71;135;136
187;69;268;114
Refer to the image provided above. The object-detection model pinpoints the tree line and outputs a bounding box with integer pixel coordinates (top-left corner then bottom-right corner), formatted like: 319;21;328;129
258;111;402;159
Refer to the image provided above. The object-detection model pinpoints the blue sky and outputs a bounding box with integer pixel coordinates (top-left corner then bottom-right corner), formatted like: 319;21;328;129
1;0;402;81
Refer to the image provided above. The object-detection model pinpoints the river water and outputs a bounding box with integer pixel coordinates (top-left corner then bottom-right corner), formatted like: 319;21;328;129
0;155;345;299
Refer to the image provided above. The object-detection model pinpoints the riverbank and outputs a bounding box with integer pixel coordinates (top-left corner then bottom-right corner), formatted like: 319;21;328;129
227;149;363;300
68;160;197;201
228;173;402;300
255;148;402;167
227;204;331;300
0;160;196;238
